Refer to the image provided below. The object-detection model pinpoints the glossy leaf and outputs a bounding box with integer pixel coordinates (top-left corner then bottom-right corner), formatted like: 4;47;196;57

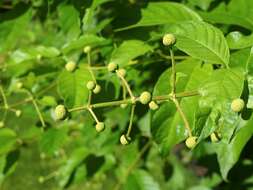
117;2;202;31
166;21;230;66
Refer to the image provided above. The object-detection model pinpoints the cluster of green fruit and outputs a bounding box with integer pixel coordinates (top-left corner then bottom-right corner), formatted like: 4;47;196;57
54;34;246;149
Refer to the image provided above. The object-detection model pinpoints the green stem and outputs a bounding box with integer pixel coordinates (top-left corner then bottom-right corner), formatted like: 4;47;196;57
170;48;176;95
116;70;135;99
68;90;199;112
126;104;136;137
0;86;9;109
87;51;97;83
88;108;99;123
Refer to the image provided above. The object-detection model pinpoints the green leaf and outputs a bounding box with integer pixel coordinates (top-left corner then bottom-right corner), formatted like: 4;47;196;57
0;128;17;155
58;147;89;187
109;40;153;66
166;21;230;67
58;4;81;41
117;2;202;31
124;169;160;190
0;10;31;53
151;59;212;155
215;117;253;180
199;1;253;31
61;34;109;54
40;128;67;156
57;65;92;108
226;31;253;49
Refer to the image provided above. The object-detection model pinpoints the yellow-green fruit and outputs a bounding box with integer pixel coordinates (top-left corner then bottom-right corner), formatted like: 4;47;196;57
16;82;23;89
210;132;220;143
86;81;96;90
38;176;45;184
231;98;245;112
15;110;22;117
55;105;67;120
185;136;198;149
149;101;159;110
83;46;91;53
162;33;176;46
120;134;130;145
120;104;128;109
107;62;118;72
117;69;126;77
0;121;4;128
139;91;152;104
65;61;76;72
96;122;105;132
93;84;101;94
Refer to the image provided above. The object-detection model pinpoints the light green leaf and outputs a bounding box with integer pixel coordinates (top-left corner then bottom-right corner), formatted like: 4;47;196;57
215;117;253;180
110;40;153;66
58;147;89;187
117;2;202;31
152;59;212;155
226;31;253;49
166;21;230;67
0;128;17;155
57;65;92;108
124;169;160;190
199;1;253;31
61;34;109;54
40;128;68;156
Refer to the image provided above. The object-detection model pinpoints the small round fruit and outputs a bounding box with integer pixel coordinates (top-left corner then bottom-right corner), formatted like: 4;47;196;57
86;81;96;90
107;62;118;72
120;134;130;145
83;46;91;53
210;132;220;143
96;122;105;132
120;104;128;109
117;69;126;77
231;98;245;112
139;91;152;104
162;33;176;46
38;176;45;184
185;136;198;149
55;105;68;120
0;121;4;128
149;101;159;110
65;61;76;72
16;82;23;89
15;110;22;117
93;84;101;94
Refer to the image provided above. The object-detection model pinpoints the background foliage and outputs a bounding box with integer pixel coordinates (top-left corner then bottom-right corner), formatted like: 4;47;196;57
1;0;253;189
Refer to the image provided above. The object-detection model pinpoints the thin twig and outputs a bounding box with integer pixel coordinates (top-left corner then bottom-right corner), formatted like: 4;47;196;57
126;104;136;137
116;70;135;99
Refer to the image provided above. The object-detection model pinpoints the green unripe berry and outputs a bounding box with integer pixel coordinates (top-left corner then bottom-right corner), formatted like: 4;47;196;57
93;84;101;94
117;68;126;78
107;62;118;72
0;121;4;128
210;132;220;143
120;104;128;109
15;110;22;117
231;98;245;112
83;46;91;53
139;91;152;104
38;176;45;184
55;105;68;120
162;33;176;46
65;61;76;72
185;136;198;149
149;101;159;110
16;82;23;89
96;122;105;132
86;81;96;90
120;134;130;145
